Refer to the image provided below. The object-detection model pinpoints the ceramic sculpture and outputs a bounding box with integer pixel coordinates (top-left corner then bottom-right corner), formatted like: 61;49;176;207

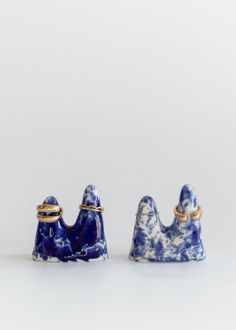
129;184;205;262
33;185;108;262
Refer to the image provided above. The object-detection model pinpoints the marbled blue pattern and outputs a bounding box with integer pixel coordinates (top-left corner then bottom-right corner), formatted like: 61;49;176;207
33;185;108;262
129;185;205;262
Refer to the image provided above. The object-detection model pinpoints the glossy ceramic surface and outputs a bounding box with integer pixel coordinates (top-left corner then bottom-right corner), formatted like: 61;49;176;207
33;185;108;262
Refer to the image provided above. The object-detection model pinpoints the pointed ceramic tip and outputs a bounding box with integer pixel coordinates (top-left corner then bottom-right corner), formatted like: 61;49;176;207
178;184;197;215
43;196;59;205
137;196;158;216
82;184;101;207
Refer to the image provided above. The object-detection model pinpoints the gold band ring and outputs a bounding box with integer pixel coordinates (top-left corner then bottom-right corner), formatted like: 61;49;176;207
37;214;62;223
37;204;62;213
79;204;104;212
174;205;202;222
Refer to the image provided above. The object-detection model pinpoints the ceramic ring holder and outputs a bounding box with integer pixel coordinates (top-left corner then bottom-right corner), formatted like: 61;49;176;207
33;185;108;262
129;184;205;262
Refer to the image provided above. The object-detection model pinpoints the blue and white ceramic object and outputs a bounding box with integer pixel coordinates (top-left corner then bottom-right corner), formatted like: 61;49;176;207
33;185;108;262
129;185;205;262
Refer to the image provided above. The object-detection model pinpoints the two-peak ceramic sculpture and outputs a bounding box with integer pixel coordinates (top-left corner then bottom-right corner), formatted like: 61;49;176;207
33;185;108;262
33;183;205;263
129;184;205;262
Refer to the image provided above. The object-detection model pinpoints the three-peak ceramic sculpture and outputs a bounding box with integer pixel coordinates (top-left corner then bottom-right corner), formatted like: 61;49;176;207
33;185;108;262
129;184;205;262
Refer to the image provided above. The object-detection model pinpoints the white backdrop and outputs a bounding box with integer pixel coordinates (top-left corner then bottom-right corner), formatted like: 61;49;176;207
0;1;236;329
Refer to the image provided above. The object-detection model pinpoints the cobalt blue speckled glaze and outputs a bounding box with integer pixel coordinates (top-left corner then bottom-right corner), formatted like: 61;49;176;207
129;185;205;262
33;185;108;262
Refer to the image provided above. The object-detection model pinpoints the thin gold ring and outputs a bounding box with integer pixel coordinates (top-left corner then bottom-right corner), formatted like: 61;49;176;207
37;204;62;213
136;212;158;216
174;205;202;222
79;204;104;212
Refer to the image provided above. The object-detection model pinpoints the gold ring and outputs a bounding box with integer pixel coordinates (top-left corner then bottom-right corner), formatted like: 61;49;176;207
37;204;62;213
79;204;104;212
174;205;202;222
191;205;202;221
37;214;62;223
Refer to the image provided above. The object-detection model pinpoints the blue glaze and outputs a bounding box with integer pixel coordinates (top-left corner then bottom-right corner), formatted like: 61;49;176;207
129;185;205;262
32;185;108;262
